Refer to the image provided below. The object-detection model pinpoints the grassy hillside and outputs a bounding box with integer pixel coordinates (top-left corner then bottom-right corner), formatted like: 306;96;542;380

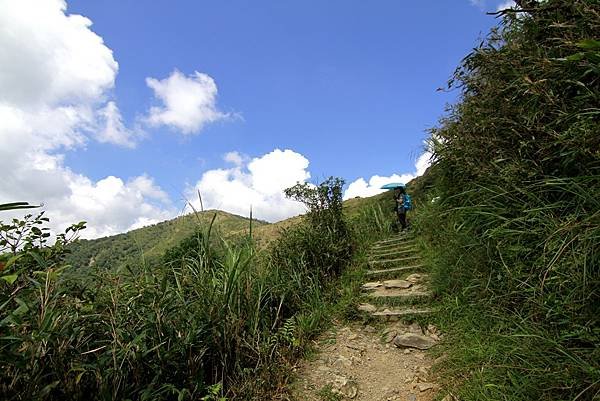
66;210;268;269
415;1;599;399
65;187;420;267
0;177;363;401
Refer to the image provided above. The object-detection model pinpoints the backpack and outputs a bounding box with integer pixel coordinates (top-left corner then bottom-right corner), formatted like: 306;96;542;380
403;194;413;211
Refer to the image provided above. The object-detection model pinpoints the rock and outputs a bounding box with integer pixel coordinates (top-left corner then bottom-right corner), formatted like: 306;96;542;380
383;279;413;289
346;344;366;352
405;273;423;283
332;355;352;368
358;303;378;312
384;330;398;343
339;381;358;399
331;375;358;399
350;355;362;364
363;325;377;333
407;394;417;401
393;333;437;350
361;282;382;290
403;349;411;354
418;382;434;392
434;354;448;365
408;323;423;334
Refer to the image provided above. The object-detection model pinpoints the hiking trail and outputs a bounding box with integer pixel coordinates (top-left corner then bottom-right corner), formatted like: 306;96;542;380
292;233;448;401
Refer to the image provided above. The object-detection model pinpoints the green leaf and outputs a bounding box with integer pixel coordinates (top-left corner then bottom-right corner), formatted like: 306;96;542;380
0;202;41;211
13;298;30;316
577;39;600;50
0;274;18;284
5;254;23;268
566;52;586;62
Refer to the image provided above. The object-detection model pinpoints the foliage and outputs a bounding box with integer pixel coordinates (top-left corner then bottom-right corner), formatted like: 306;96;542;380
0;177;355;400
0;202;40;212
65;210;267;270
416;1;600;399
277;177;353;279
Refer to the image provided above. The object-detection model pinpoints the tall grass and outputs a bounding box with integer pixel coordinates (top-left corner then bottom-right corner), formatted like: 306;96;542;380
415;1;600;399
0;177;354;400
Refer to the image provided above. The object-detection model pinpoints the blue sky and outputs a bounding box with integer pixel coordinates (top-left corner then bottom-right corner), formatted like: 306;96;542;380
0;0;513;237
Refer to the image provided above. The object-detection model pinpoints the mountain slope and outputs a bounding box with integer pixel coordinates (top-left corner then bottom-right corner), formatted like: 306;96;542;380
65;178;427;270
66;210;268;269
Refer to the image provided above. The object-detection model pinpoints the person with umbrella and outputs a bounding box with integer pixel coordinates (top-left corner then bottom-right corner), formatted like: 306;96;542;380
381;183;411;232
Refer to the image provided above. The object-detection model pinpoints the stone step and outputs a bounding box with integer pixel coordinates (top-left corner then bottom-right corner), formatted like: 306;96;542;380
372;307;434;317
374;235;413;245
365;265;424;277
373;237;415;245
361;274;428;291
362;279;412;290
368;248;418;258
366;290;432;300
371;241;416;250
357;303;434;317
365;284;432;299
368;256;421;265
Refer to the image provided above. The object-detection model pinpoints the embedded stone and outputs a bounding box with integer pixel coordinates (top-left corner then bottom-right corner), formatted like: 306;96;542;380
358;303;377;312
361;282;383;290
393;333;437;350
383;279;413;289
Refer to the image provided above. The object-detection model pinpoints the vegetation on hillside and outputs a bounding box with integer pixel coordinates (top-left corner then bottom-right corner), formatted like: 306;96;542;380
415;1;599;399
0;177;359;400
65;210;268;270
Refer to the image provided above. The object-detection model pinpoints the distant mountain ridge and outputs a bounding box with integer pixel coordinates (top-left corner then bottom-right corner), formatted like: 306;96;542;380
65;187;415;270
66;209;268;270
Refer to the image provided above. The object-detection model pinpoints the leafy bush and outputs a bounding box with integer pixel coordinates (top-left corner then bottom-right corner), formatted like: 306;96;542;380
416;1;600;399
0;176;354;400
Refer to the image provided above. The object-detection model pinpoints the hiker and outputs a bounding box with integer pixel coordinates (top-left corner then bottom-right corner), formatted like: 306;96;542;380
394;187;411;232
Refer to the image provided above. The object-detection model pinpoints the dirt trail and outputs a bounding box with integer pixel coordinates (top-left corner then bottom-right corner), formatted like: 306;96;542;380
291;234;444;401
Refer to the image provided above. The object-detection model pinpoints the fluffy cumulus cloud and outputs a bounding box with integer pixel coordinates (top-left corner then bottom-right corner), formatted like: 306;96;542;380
496;0;517;11
0;0;175;238
344;151;432;199
145;70;229;134
187;149;310;222
469;0;517;11
96;101;143;148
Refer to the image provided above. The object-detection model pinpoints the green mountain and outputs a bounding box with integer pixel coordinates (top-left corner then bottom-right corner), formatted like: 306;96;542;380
66;209;268;269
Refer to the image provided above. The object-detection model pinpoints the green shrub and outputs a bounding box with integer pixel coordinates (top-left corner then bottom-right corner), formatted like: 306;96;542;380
417;1;600;399
0;176;355;400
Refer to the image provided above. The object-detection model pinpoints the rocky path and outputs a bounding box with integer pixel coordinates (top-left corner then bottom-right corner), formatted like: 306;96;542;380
292;233;443;401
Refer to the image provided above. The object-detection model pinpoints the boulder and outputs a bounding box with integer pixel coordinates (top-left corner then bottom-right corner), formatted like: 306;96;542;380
393;333;437;350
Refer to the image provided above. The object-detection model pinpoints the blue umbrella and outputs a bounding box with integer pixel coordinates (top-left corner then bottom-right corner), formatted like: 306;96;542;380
380;182;406;189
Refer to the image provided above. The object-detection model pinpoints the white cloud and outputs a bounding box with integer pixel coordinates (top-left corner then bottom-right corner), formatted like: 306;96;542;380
0;0;117;108
187;149;310;222
65;175;174;238
0;0;175;238
497;0;516;11
96;101;143;148
145;70;228;134
469;0;517;11
344;151;432;199
224;151;244;167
